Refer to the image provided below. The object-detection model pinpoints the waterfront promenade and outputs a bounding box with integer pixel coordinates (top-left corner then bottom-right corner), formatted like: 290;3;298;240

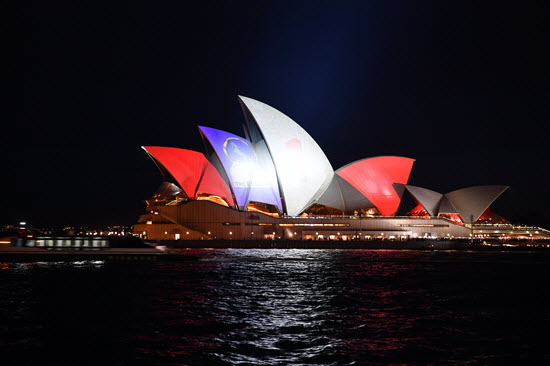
1;238;549;262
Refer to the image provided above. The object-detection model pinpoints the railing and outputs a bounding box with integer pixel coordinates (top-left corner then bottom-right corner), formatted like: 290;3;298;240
473;224;550;234
284;214;441;220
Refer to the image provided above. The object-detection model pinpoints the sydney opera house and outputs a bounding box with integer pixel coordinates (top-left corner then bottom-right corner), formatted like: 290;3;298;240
134;96;547;241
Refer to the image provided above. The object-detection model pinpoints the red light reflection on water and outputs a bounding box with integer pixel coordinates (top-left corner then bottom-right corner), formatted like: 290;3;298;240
335;250;431;357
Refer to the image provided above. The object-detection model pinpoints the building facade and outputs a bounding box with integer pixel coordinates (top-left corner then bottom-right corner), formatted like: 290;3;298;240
134;96;516;241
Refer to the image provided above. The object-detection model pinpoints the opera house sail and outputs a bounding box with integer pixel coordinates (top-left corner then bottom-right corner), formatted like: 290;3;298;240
134;96;521;241
238;96;334;217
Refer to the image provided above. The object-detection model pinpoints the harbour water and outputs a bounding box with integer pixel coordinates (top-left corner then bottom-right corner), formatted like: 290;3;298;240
1;249;549;365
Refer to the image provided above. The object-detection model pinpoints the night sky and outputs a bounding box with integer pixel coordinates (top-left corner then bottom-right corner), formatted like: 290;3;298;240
4;2;549;227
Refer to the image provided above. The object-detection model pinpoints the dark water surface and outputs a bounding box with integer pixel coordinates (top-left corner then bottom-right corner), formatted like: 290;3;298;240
1;249;549;365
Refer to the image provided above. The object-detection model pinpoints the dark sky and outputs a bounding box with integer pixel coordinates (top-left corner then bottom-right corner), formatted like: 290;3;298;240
4;1;549;227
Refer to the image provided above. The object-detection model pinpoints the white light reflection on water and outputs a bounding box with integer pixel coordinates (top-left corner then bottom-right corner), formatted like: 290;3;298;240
0;260;106;272
193;249;349;365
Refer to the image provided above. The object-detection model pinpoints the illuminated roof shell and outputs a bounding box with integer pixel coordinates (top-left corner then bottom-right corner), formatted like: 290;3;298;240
142;146;235;207
198;126;282;211
404;185;509;224
336;156;415;216
405;185;444;217
444;185;509;224
316;174;375;211
437;196;459;215
239;96;334;216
